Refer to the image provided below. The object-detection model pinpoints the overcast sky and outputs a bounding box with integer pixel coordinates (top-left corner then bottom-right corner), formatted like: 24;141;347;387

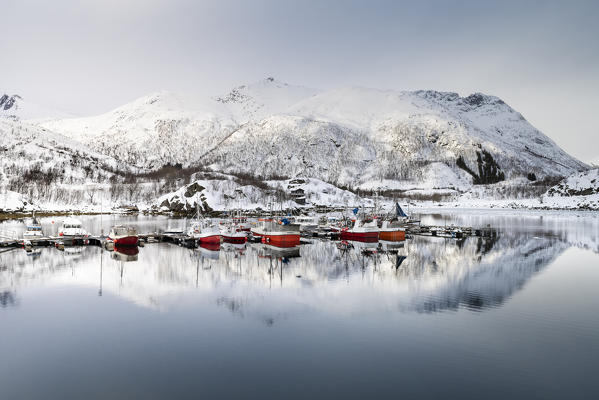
1;0;597;162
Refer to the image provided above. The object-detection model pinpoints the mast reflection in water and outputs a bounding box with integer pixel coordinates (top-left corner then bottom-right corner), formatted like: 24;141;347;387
1;213;598;399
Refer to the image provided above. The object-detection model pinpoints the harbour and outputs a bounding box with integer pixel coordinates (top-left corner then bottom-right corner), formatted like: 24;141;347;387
0;207;498;253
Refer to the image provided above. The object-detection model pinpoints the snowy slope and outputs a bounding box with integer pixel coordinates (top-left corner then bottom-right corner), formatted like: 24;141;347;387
547;168;599;197
0;190;31;212
40;91;238;168
214;76;320;121
535;169;599;210
40;78;320;169
0;118;136;209
0;93;72;120
36;78;588;192
207;87;587;189
152;175;365;213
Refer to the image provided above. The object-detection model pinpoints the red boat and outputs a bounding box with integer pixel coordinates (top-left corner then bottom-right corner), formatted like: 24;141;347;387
339;219;379;242
251;220;300;248
188;221;221;244
222;233;247;244
108;225;139;246
221;221;248;244
379;220;406;241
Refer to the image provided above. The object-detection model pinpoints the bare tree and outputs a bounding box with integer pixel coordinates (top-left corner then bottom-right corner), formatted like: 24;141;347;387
86;189;96;204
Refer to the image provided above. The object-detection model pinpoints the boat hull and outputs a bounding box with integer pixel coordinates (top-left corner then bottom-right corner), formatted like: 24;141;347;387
260;233;301;247
378;230;405;241
222;235;247;244
339;230;379;241
59;235;88;246
198;234;221;244
110;236;139;246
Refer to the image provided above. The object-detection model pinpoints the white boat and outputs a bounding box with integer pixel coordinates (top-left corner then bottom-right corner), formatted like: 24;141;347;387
318;214;344;232
23;212;43;240
58;217;88;244
295;215;319;233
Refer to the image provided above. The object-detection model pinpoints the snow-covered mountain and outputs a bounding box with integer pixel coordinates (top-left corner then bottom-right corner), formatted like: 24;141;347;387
40;78;320;169
38;78;587;192
0;93;72;120
206;87;588;189
0;118;136;210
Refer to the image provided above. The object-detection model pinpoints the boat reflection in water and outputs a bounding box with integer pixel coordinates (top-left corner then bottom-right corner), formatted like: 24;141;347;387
0;227;591;315
253;242;301;259
2;213;598;399
111;246;139;262
221;242;246;255
197;243;221;260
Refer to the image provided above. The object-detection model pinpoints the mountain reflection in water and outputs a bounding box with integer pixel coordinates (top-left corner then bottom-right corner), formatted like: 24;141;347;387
0;232;569;317
1;213;599;400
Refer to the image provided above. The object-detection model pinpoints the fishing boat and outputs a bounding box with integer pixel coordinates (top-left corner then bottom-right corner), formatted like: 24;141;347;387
188;218;221;244
251;218;301;247
232;215;251;232
187;203;221;244
221;222;247;244
339;218;379;241
23;212;43;241
188;221;221;244
378;220;406;241
318;214;344;232
108;225;138;246
295;215;319;233
58;217;88;245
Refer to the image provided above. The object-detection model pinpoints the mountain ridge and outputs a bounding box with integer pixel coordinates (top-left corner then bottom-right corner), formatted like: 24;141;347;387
3;78;589;195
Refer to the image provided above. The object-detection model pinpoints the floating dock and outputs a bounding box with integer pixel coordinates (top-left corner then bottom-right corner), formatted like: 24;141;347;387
1;223;498;252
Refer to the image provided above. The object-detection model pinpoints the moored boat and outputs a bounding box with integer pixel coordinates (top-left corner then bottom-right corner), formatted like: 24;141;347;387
58;217;88;244
232;215;251;232
295;215;319;233
221;225;247;244
378;220;406;241
220;214;248;244
251;219;300;248
108;225;139;246
339;219;379;242
23;212;43;241
188;220;221;244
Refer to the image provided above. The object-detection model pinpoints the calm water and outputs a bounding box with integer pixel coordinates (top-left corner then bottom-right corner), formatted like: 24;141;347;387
1;211;598;399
